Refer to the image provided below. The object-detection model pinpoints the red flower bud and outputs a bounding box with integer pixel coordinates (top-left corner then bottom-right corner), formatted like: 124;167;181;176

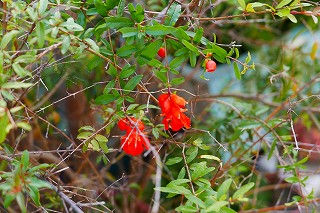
157;47;166;58
205;60;217;72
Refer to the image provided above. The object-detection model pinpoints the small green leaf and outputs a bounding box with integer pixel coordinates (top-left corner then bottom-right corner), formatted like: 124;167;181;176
237;0;246;10
0;114;9;144
16;193;27;213
119;27;139;38
61;36;71;54
276;0;293;9
1;30;19;49
185;194;205;208
171;77;185;86
233;182;255;199
124;75;143;93
84;38;99;52
166;157;183;165
38;0;48;15
233;62;241;80
105;17;134;29
117;44;136;57
182;40;199;53
2;82;33;89
217;178;233;200
120;65;136;79
95;94;118;105
206;201;229;212
186;146;198;163
16;122;32;131
164;3;181;26
128;3;145;23
28;185;41;206
12;63;31;77
145;25;173;36
117;0;125;17
36;21;45;48
200;155;220;162
21;150;30;170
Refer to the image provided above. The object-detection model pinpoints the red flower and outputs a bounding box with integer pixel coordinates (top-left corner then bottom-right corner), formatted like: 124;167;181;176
158;93;191;131
205;60;217;72
157;47;166;58
118;117;149;156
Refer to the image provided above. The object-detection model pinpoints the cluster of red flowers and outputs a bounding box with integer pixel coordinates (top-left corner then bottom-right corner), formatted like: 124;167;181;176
158;93;191;131
118;93;191;156
118;117;149;156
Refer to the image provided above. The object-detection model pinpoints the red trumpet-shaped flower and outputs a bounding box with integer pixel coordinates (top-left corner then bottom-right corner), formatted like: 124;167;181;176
158;93;191;131
118;117;149;156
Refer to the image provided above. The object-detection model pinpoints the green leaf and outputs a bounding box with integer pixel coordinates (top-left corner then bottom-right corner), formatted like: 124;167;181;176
36;21;45;48
119;27;139;38
206;201;229;212
117;44;136;57
60;18;84;31
171;28;190;41
21;150;29;170
1;30;19;49
103;80;116;94
182;40;199;53
164;3;181;26
105;0;120;10
233;62;241;80
29;163;51;173
15;54;36;64
287;14;297;23
193;27;203;43
166;157;183;165
268;139;277;160
238;119;260;130
12;63;32;77
141;39;163;59
105;17;134;29
94;0;108;16
233;182;255;199
106;64;117;77
28;185;41;206
117;0;125;16
185;194;205;208
95;94;118;105
170;55;188;69
16;122;32;131
128;3;145;23
61;36;71;54
124;75;143;93
16;193;27;213
186;146;198;163
145;25;173;36
120;65;136;79
2;82;33;89
276;0;293;9
0;114;9;144
217;178;233;200
237;0;246;10
38;0;48;15
200;155;220;162
0;51;3;73
4;194;15;208
171;77;185;86
189;52;197;67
